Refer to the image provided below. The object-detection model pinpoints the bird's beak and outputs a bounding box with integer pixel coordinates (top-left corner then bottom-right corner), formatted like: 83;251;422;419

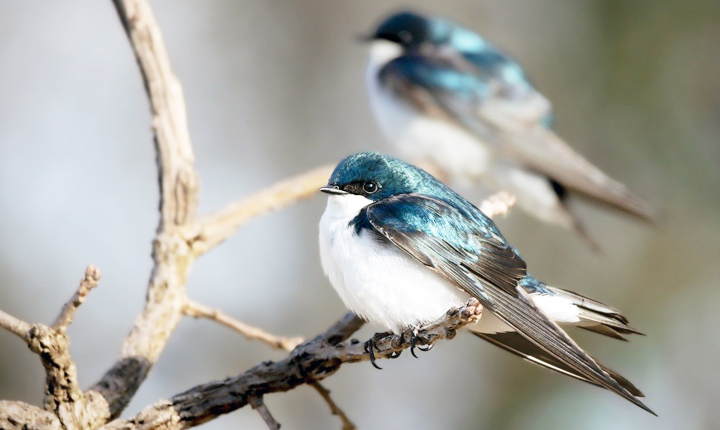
320;186;348;195
355;33;374;44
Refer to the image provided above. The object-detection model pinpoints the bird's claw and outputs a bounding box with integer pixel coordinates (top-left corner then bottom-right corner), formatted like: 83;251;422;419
364;338;382;370
417;343;434;352
365;332;392;369
408;327;433;358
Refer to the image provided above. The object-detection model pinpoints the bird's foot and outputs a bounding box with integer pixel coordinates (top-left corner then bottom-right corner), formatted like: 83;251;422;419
364;332;392;369
407;326;434;358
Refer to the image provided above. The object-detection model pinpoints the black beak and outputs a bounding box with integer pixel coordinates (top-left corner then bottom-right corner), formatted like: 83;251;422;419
320;186;348;195
355;33;374;43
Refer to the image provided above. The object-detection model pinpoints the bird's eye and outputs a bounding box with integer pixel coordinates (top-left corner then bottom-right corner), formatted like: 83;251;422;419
398;30;412;44
363;182;379;194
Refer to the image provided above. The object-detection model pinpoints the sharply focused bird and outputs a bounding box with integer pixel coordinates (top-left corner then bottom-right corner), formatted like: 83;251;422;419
362;11;654;245
319;152;653;414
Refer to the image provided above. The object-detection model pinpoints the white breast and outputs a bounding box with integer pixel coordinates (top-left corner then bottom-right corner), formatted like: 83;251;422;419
364;41;493;186
319;194;469;333
318;194;582;334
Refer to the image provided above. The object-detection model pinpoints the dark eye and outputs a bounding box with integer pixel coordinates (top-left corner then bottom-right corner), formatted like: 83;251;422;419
398;30;413;44
363;182;378;194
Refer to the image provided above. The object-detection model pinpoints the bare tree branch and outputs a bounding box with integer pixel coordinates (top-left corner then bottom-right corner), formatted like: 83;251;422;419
190;164;334;256
100;300;482;430
184;299;304;351
0;265;109;430
0;309;31;339
0;401;62;430
184;301;354;428
53;265;102;333
249;396;281;430
311;382;356;430
86;0;201;421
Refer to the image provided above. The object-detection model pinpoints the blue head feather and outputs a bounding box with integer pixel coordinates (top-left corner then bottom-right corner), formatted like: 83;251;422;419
373;11;488;52
372;11;555;126
328;152;535;292
328;152;502;232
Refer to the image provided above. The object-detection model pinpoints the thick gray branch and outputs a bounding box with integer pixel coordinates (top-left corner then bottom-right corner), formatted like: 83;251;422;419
100;300;482;430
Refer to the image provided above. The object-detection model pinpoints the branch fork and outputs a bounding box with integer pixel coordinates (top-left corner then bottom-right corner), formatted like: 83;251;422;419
0;0;513;428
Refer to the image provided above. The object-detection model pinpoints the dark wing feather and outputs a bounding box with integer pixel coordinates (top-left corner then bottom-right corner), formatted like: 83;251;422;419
378;54;655;221
470;330;644;397
365;194;654;414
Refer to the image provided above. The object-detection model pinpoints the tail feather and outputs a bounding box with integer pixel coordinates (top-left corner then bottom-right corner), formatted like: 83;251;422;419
546;286;644;339
471;330;645;397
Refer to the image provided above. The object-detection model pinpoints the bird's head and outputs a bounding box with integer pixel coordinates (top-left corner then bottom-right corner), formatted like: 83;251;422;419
361;11;487;54
363;11;431;50
321;152;433;203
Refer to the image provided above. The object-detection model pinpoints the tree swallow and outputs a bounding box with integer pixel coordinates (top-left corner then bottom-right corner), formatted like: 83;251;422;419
362;11;655;245
319;152;653;414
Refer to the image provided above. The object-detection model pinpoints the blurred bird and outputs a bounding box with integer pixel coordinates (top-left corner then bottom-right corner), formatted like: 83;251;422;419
361;11;654;246
319;152;654;414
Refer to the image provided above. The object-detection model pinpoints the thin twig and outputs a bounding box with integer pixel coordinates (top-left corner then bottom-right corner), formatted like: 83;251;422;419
311;382;356;430
0;309;31;339
53;265;102;333
190;164;334;256
249;396;281;430
479;191;517;218
184;300;304;351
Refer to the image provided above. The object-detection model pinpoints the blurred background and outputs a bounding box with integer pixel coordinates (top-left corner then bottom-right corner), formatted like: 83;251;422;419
1;1;719;429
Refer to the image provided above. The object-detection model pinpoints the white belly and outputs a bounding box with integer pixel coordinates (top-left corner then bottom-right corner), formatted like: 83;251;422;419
319;194;468;333
318;194;582;334
364;42;492;186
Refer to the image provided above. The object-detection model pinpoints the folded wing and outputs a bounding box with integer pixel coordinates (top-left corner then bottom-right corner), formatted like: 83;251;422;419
379;53;655;221
364;194;653;414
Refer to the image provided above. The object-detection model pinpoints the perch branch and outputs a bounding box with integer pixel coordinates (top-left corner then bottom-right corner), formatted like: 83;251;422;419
249;396;281;430
53;265;102;333
184;300;304;351
311;382;356;430
190;164;334;256
100;299;481;430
